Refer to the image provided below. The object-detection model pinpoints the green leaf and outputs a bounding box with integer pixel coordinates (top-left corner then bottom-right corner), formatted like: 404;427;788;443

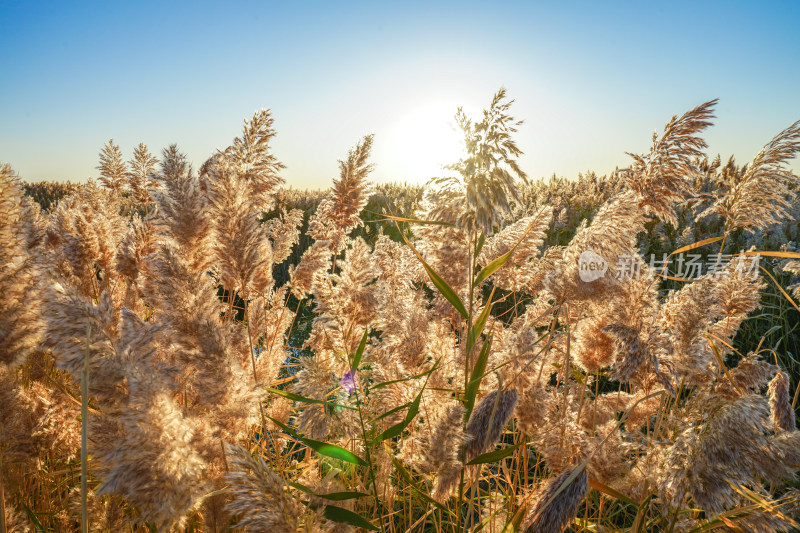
351;327;369;371
466;442;523;465
265;387;357;411
288;481;369;501
370;365;437;391
422;259;468;319
588;477;638;506
474;248;514;287
392;457;453;515
372;370;427;445
369;401;413;424
268;417;368;467
474;215;546;287
309;503;380;531
474;231;486;259
465;336;492;419
401;232;468;319
372;417;411;444
307;442;367;467
20;502;45;531
467;292;494;354
405;385;423;421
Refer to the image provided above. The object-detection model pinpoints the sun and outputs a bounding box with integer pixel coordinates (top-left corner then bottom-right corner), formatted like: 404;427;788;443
384;101;467;183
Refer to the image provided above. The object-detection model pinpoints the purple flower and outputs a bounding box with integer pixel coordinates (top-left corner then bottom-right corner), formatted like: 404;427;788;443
340;370;357;394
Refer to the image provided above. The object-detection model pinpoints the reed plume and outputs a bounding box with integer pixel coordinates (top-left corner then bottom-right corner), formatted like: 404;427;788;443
0;163;44;367
97;139;128;194
432;87;528;236
225;444;300;533
307;134;373;251
624;99;717;226
1;502;30;533
699;119;800;233
769;370;796;432
127;142;158;205
397;402;471;501
521;466;588;533
222;108;285;209
66;487;129;532
659;394;797;516
465;388;519;461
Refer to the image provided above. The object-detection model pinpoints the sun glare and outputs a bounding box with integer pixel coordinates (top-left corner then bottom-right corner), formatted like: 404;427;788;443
384;101;467;183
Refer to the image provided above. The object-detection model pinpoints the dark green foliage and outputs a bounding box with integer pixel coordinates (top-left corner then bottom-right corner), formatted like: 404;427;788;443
22;180;82;211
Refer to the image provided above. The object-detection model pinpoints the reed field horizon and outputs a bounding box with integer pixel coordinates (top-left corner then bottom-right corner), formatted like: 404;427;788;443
3;85;800;533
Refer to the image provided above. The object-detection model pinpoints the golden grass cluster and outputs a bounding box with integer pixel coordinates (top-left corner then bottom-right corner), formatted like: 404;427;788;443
2;93;800;533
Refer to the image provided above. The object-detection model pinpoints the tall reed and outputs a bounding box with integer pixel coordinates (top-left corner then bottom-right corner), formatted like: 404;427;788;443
1;92;800;532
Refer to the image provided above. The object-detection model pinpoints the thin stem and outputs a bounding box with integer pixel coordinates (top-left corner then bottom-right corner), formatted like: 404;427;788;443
713;231;729;274
559;305;571;447
245;300;268;432
352;382;385;532
458;229;479;533
220;439;229;472
81;324;91;533
1;449;6;533
245;300;259;384
575;372;589;427
666;505;679;533
465;230;478;392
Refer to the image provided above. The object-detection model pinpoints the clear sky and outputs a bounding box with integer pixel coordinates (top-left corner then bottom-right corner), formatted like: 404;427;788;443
1;0;799;189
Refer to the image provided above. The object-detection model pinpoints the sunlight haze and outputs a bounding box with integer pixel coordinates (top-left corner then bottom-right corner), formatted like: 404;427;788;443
1;1;799;189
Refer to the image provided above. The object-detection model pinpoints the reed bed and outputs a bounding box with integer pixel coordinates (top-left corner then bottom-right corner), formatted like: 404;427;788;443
2;92;800;533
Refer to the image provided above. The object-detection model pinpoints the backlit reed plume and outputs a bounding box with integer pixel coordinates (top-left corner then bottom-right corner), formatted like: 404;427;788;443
769;370;796;432
307;134;373;250
0;366;80;463
127;142;158;205
0;163;44;367
222;109;285;209
521;466;589;533
399;402;472;501
66;488;128;532
291;135;374;297
477;205;553;293
699;119;800;233
624;99;717;226
2;502;31;533
429;87;528;236
33;110;299;530
97;138;128;194
465;388;518;461
659;394;799;516
784;259;800;299
225;444;300;533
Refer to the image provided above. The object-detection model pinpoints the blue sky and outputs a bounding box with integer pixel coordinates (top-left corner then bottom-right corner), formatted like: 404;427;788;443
1;0;799;189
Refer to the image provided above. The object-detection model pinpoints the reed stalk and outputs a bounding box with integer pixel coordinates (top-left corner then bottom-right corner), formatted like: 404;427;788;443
81;324;90;533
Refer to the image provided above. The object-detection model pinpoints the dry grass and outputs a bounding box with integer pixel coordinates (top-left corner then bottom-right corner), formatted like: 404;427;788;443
2;93;800;533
